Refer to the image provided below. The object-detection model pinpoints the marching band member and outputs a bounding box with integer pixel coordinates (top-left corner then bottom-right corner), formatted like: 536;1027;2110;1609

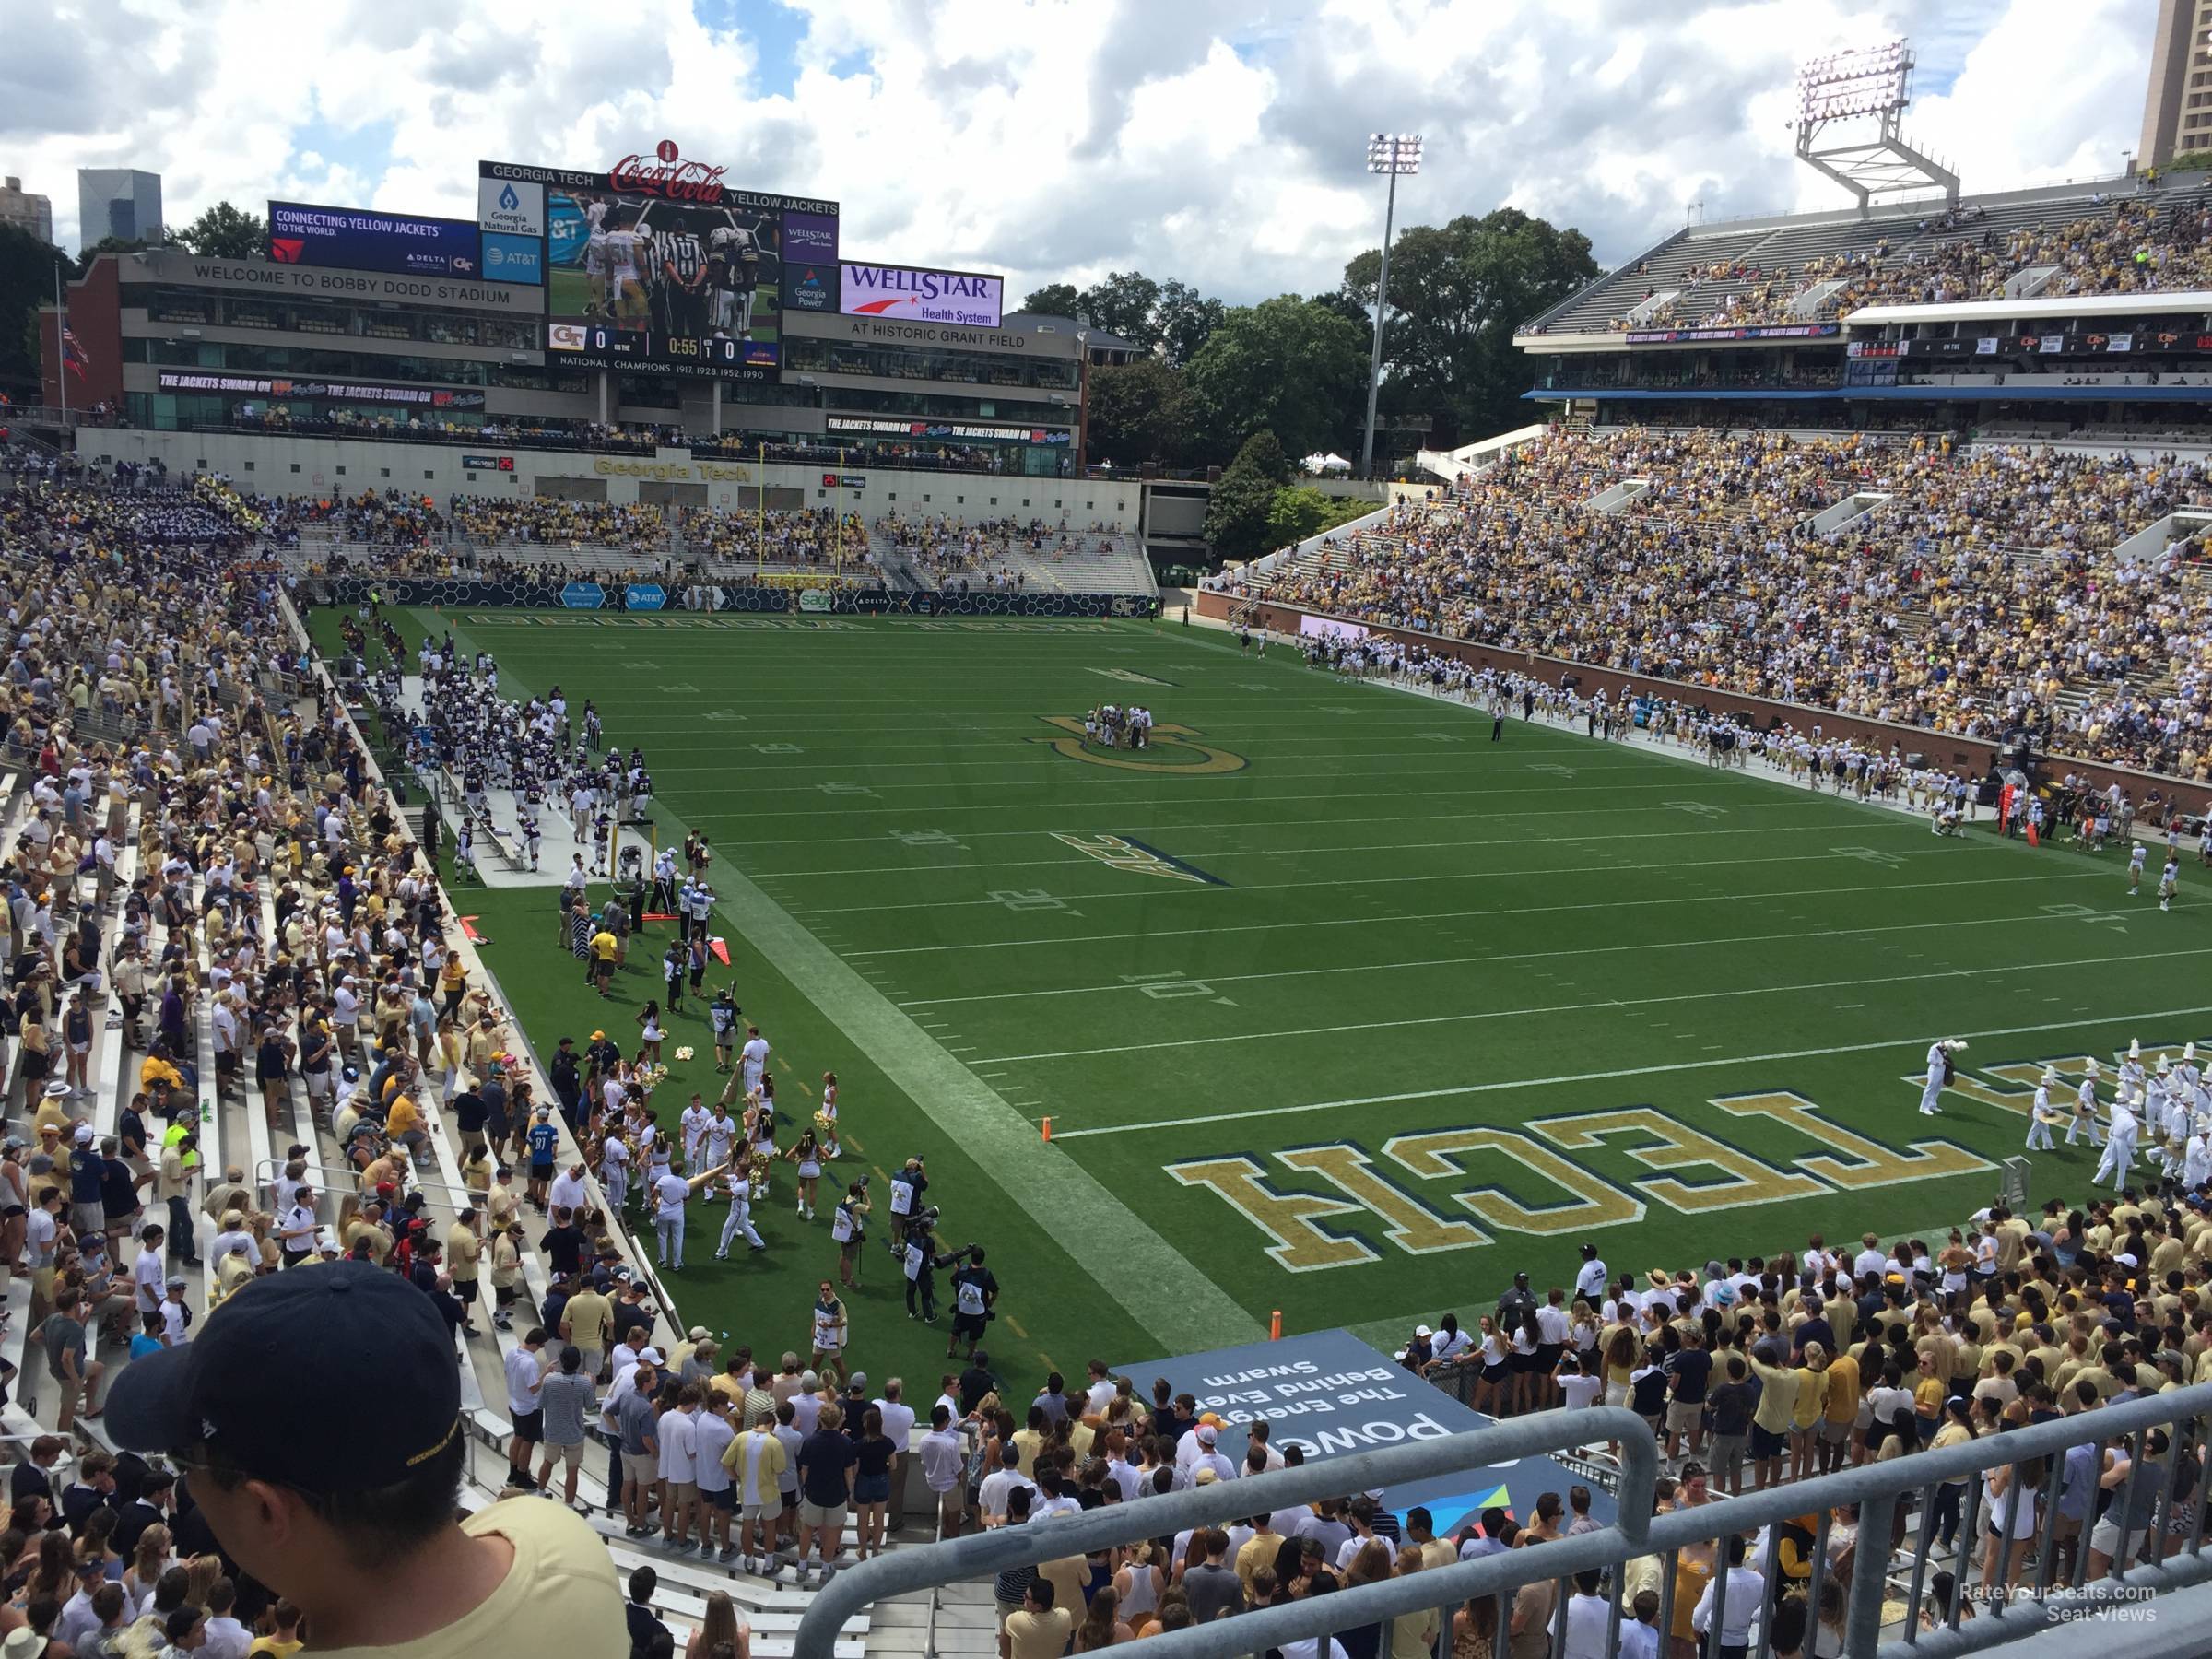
2026;1069;2058;1152
2066;1061;2105;1147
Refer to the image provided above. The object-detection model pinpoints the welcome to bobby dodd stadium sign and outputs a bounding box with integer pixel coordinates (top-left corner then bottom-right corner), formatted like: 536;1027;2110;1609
1122;1328;1611;1530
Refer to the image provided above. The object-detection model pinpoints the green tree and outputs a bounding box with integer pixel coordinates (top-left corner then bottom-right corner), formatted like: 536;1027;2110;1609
0;224;74;400
1185;296;1369;463
1076;270;1162;350
174;201;267;260
1202;429;1290;561
1343;207;1597;443
1084;356;1194;467
1156;278;1225;368
1265;485;1374;548
1021;282;1082;316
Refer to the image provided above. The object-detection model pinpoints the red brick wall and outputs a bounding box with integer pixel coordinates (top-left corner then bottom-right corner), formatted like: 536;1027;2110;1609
1195;588;2212;816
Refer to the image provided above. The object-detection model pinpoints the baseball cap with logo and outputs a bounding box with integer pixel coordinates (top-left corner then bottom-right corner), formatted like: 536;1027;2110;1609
103;1261;459;1495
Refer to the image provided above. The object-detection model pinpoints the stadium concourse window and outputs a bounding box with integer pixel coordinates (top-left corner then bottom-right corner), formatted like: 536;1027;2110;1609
136;336;499;388
124;286;537;351
783;336;1078;390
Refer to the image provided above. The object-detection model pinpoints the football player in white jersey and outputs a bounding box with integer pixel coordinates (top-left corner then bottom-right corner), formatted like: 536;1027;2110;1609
606;211;650;330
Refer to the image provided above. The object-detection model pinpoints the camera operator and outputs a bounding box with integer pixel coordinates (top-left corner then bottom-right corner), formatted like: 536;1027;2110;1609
947;1244;997;1361
887;1158;927;1257
901;1208;968;1324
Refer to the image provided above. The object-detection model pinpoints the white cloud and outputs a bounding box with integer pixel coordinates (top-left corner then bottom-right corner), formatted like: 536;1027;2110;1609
0;0;2160;300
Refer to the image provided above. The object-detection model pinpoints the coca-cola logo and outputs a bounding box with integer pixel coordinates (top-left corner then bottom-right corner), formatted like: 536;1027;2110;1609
609;141;728;205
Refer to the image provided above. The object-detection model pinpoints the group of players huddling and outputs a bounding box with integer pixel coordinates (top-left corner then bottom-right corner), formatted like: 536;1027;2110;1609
569;192;767;342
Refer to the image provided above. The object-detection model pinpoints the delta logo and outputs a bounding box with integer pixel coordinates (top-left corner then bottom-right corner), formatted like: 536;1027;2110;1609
269;238;306;264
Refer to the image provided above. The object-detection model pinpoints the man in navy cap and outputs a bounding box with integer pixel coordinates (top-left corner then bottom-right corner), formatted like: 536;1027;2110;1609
104;1262;624;1653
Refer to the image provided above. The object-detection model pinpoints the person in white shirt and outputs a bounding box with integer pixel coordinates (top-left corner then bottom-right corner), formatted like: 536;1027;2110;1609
1560;1572;1610;1659
977;1441;1032;1526
657;1392;702;1552
680;1098;712;1172
548;1160;592;1218
133;1230;166;1318
1691;1536;1764;1657
702;1105;737;1187
1178;1424;1236;1489
1573;1244;1608;1302
199;1582;253;1659
715;1164;764;1257
1430;1315;1473;1364
52;1562;107;1652
692;1394;737;1561
874;1379;917;1479
1070;1360;1112;1417
160;1277;194;1346
653;1163;712;1271
503;1331;546;1486
740;1029;770;1095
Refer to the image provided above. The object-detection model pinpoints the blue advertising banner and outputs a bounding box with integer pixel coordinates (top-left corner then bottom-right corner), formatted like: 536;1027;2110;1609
561;582;605;610
624;583;668;612
1119;1329;1612;1533
268;201;484;279
480;232;544;285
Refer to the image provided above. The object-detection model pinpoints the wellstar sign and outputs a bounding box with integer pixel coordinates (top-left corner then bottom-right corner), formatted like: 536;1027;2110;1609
840;261;1004;329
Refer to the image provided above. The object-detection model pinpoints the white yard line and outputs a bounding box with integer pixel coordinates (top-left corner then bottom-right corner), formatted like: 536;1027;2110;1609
892;904;2164;1008
747;816;1936;881
964;947;2212;1065
844;865;2107;956
1047;1004;2212;1141
791;843;2027;920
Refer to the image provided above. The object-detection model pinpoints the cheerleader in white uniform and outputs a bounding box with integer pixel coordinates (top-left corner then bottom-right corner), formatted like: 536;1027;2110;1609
817;1071;841;1159
785;1129;825;1220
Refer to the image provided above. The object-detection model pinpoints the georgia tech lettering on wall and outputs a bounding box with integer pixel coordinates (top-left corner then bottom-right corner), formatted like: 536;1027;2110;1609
589;458;753;481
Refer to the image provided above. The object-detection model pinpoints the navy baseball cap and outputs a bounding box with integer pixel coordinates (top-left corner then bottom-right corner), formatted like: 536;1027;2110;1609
104;1262;459;1495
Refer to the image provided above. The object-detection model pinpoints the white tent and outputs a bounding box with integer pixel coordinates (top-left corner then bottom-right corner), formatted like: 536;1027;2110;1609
1303;452;1352;475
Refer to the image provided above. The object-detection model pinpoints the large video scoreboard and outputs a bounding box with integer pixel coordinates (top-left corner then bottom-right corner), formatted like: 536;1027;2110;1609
478;144;839;382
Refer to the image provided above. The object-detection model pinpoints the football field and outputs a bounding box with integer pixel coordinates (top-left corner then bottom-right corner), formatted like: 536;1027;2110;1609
337;608;2212;1389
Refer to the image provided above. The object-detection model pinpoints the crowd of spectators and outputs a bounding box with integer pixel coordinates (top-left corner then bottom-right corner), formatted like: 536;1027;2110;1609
1271;429;2212;778
1614;187;2212;335
678;505;870;571
450;497;669;554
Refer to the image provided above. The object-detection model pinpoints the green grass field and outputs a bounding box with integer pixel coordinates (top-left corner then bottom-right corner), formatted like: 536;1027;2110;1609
324;608;2212;1393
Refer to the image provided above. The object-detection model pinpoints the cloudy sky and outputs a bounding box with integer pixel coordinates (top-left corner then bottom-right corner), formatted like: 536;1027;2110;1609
2;0;2158;301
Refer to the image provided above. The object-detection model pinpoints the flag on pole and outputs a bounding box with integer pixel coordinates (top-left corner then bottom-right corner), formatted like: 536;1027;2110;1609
61;327;89;380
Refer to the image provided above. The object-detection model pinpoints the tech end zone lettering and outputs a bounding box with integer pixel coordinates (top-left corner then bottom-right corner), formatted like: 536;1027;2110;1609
1168;1092;1994;1275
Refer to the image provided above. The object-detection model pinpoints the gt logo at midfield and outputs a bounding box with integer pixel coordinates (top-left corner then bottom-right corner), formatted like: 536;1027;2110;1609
1031;716;1248;774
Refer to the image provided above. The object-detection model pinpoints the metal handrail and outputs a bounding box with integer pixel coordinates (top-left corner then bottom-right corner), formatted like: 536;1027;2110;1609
793;1382;2212;1659
251;1156;481;1215
793;1407;1658;1659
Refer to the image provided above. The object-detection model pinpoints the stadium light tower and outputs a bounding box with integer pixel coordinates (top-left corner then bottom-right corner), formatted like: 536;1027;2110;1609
1360;132;1420;481
1793;39;1958;217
